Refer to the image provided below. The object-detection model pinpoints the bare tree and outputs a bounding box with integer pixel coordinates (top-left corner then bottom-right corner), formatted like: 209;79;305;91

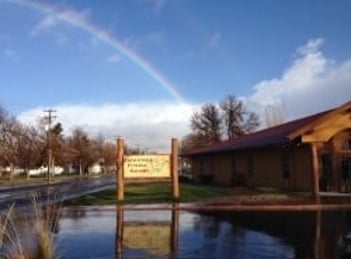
220;95;244;139
181;133;209;154
264;104;285;127
186;95;260;151
191;103;222;144
0;105;8;124
0;105;117;179
67;128;95;175
0;116;22;180
17;125;44;176
91;135;116;173
243;112;260;133
220;95;259;139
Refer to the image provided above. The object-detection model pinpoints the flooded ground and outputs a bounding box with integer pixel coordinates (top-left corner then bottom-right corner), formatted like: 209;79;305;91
54;205;351;259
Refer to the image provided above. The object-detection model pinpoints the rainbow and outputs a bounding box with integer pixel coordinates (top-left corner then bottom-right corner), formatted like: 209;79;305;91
1;0;189;106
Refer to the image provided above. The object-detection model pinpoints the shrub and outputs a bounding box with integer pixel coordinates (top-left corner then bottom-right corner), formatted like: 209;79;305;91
0;197;60;259
198;174;214;185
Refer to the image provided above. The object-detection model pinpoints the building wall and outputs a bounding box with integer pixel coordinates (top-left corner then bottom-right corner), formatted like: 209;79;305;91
290;144;313;191
191;144;313;191
246;148;283;189
213;152;232;185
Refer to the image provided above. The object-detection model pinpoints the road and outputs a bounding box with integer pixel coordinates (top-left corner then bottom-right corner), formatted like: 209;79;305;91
0;174;116;211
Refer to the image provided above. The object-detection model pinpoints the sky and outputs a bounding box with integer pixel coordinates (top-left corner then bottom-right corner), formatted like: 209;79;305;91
1;0;351;151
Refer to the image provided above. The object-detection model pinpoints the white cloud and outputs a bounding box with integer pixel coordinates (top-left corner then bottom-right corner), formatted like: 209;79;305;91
29;9;91;37
138;0;166;13
106;53;121;63
297;38;324;56
247;38;351;122
17;103;195;153
30;15;58;36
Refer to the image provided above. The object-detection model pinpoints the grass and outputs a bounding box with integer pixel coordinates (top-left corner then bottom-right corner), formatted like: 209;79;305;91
64;183;231;206
0;174;96;186
64;182;303;206
0;197;60;259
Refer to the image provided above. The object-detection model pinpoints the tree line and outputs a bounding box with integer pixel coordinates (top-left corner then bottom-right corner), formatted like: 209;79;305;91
0;105;117;179
181;95;260;152
0;95;261;178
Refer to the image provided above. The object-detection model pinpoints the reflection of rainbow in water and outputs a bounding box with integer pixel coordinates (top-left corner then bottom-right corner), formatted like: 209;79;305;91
3;0;190;107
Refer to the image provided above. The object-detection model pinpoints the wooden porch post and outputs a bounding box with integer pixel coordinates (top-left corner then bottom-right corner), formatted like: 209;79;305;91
311;143;320;201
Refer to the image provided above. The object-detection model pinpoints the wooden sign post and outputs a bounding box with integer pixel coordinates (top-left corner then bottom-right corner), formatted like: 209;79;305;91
171;138;179;200
117;138;125;202
116;138;179;202
115;204;179;258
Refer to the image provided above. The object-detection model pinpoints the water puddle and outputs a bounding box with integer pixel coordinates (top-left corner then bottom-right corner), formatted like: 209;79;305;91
52;205;351;259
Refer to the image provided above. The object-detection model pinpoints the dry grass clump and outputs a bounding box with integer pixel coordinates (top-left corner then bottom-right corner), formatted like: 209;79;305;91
0;197;60;259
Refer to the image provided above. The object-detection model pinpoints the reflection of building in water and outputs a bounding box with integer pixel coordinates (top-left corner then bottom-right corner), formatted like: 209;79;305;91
198;210;347;259
115;204;179;258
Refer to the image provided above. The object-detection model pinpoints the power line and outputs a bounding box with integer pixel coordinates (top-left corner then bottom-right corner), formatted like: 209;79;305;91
43;109;57;129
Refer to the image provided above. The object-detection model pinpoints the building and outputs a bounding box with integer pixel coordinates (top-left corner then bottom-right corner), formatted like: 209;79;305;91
185;101;351;196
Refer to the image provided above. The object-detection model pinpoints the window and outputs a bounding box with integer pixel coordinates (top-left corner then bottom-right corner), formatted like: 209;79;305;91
281;154;290;179
200;158;204;173
247;155;254;178
342;139;351;150
320;154;332;191
321;154;332;177
341;157;351;179
231;154;236;173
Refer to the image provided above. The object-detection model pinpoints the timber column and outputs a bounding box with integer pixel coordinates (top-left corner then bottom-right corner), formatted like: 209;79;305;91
311;143;320;202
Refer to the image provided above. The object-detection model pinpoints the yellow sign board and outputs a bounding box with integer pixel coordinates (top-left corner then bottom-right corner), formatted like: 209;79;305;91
124;155;170;178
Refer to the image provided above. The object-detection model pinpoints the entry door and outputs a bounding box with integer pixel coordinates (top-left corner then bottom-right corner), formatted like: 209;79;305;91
320;154;332;191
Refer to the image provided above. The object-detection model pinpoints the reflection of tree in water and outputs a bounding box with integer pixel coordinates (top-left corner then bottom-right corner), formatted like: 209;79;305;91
226;222;245;240
62;208;87;221
193;215;221;239
194;214;245;238
42;204;62;234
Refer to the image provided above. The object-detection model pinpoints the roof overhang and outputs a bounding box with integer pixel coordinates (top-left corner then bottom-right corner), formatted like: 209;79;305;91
288;101;351;143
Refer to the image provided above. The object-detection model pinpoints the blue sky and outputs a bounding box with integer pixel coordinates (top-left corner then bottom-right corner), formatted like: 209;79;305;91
1;0;351;151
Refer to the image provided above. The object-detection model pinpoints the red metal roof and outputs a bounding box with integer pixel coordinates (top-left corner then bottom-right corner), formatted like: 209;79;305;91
186;109;332;156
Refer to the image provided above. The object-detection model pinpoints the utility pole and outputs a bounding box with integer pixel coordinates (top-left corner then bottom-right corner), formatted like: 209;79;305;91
43;109;57;184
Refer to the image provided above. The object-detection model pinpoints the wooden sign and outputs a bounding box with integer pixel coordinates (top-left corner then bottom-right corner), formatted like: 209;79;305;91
116;138;179;201
124;155;170;178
